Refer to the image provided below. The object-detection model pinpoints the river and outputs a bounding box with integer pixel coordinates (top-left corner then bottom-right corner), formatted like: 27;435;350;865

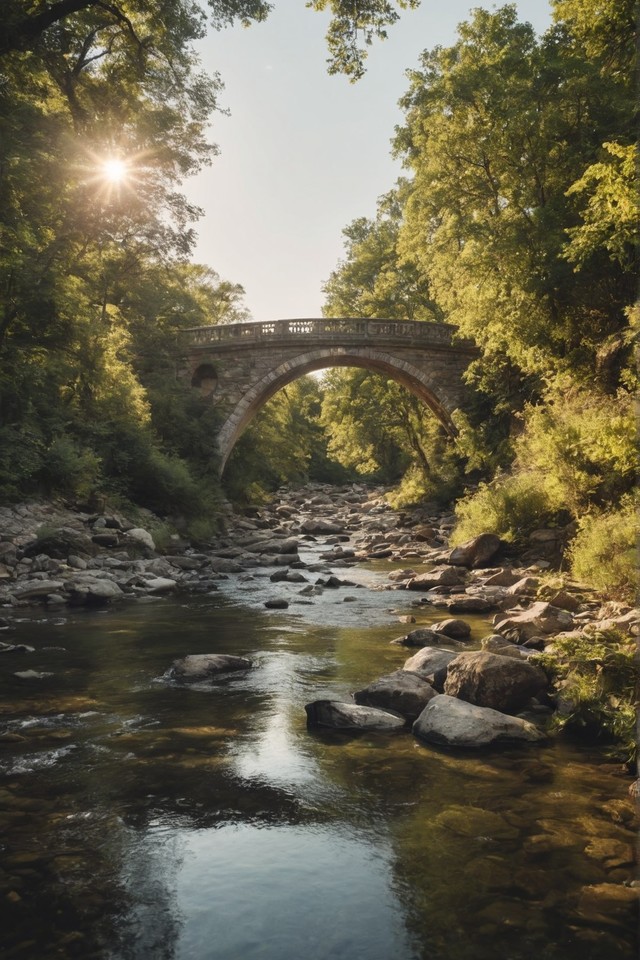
0;543;636;960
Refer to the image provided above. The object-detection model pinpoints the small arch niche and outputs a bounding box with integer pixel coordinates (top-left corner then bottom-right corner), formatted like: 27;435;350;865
191;363;218;397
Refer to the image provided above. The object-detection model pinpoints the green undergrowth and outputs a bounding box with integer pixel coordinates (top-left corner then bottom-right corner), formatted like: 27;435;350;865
568;496;638;600
534;629;639;767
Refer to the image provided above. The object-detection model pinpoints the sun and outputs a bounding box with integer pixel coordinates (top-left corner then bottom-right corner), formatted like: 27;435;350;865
102;158;128;183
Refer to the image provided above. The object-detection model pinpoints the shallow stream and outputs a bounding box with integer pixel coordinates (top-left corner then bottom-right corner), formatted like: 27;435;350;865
0;549;636;960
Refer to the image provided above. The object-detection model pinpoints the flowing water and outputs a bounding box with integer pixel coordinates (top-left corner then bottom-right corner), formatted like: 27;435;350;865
0;550;636;960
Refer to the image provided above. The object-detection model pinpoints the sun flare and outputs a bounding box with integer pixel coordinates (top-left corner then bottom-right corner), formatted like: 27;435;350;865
102;158;127;183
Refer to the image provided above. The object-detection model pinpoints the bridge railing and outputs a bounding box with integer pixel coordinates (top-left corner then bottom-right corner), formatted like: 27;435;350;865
182;318;458;347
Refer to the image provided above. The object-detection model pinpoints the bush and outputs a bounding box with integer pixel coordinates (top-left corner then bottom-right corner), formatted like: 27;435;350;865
568;496;638;599
450;472;555;544
387;461;462;510
534;629;638;766
38;435;102;499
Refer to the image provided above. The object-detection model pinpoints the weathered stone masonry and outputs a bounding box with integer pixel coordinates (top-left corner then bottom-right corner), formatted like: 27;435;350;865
178;318;478;473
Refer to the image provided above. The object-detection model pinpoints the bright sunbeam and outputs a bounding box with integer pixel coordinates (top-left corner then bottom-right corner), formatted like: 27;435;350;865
102;158;127;183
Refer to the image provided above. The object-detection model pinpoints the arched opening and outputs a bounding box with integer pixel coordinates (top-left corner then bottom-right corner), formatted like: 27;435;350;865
191;363;218;397
218;347;456;471
218;346;458;475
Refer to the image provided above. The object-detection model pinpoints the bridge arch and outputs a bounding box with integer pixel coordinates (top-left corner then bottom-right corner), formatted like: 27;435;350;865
217;345;458;474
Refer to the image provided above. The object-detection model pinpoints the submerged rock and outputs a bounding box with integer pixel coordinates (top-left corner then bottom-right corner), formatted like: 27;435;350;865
390;627;441;647
412;695;545;748
167;653;252;683
304;699;405;731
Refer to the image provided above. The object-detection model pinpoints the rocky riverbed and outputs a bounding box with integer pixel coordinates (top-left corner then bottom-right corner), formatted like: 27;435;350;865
1;484;638;760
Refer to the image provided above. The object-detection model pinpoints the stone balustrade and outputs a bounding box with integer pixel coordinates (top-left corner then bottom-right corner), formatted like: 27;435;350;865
183;318;459;348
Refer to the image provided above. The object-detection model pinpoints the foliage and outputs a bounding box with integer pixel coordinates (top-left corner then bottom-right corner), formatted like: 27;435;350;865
513;384;637;515
1;0;417;81
322;184;441;320
535;629;638;764
394;4;636;388
450;473;555;545
568;497;639;600
223;376;350;504
307;0;420;81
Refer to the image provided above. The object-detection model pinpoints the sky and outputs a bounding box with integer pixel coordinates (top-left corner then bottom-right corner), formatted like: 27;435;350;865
184;1;554;322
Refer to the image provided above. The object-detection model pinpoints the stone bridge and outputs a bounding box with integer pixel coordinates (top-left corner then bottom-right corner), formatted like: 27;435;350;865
177;318;478;472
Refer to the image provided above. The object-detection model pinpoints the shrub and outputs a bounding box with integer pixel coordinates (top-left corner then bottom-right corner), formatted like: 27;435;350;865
568;496;638;599
38;435;102;499
534;629;638;766
450;472;555;544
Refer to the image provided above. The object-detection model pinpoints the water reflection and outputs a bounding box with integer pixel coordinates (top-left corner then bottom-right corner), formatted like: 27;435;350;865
0;574;637;960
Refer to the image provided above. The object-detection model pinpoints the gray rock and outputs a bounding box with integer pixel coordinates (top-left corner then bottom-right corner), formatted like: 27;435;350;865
22;528;95;560
391;627;441;647
67;578;124;604
168;653;252;682
124;527;156;551
406;567;466;590
505;576;539;596
403;646;458;676
444;650;548;713
265;598;289;609
14;669;54;680
413;695;545;748
446;533;502;569
304;700;405;731
13;580;65;599
354;670;437;721
431;618;472;640
141;577;177;594
445;596;495;613
300;519;344;534
493;601;574;640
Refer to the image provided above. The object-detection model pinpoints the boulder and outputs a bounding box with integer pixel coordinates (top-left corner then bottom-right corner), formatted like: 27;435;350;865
483;569;524;587
403;646;458;676
67;578;124;605
412;695;546;748
168;653;252;682
22;528;95;560
444;650;548;713
265;598;288;609
122;527;154;551
391;627;441;647
304;700;405;731
431;618;471;640
493;601;574;640
446;534;502;569
13;579;65;599
445;596;496;613
505;576;539;596
300;519;344;534
354;670;438;721
406;567;466;590
257;538;300;555
141;577;177;594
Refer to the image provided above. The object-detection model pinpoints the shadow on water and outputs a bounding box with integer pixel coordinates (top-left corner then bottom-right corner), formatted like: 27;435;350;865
0;580;636;960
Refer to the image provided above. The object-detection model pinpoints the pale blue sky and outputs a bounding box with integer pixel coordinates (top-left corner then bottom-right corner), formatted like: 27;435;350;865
185;1;553;321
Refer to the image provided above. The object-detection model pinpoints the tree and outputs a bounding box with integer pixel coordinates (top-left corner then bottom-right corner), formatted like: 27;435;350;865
1;0;420;79
323;184;442;320
394;4;635;388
